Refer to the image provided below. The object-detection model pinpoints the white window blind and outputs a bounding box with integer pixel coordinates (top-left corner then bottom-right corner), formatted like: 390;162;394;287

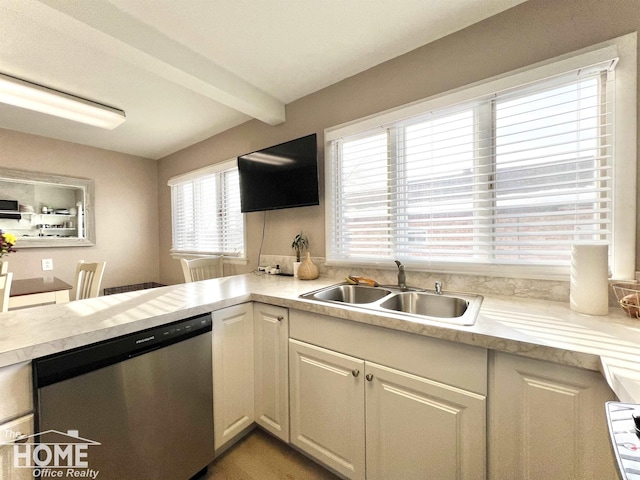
328;61;620;277
170;163;244;257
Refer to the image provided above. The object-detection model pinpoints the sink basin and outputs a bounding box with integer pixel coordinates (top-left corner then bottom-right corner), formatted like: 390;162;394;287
379;292;469;318
300;283;483;326
302;284;392;304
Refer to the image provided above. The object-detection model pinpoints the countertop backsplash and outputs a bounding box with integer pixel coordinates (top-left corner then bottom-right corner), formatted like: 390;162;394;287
260;254;571;303
258;254;635;310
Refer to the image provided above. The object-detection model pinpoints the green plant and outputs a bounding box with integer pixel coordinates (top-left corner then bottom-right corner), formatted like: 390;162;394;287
291;232;309;262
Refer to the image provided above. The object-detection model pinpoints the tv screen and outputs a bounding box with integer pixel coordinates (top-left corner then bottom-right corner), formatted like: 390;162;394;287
238;133;319;213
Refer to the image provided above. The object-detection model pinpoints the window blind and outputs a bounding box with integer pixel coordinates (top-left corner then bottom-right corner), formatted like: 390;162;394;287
170;165;244;256
328;66;615;273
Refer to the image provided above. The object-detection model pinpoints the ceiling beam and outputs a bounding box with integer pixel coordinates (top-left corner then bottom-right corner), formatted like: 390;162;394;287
32;0;286;125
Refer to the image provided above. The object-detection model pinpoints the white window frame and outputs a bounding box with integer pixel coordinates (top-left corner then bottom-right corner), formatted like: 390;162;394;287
168;159;247;263
325;33;636;280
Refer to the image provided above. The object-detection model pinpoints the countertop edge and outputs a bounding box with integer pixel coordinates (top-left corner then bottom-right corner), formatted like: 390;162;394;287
1;274;637;401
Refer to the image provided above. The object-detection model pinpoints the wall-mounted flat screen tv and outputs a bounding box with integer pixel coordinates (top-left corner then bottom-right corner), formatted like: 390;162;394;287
238;133;319;213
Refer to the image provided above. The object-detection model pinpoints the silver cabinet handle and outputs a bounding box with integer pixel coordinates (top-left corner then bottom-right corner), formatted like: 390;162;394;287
352;369;359;377
366;373;374;381
276;316;284;321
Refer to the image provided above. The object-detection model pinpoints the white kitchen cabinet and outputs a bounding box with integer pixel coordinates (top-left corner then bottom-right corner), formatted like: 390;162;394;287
289;310;488;396
213;303;255;451
289;339;366;480
0;362;34;479
0;362;32;423
488;351;617;479
0;414;34;480
253;303;289;442
289;338;486;480
365;362;485;480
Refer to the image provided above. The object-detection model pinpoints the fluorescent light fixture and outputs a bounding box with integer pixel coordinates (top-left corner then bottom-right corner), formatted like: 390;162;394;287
0;72;126;129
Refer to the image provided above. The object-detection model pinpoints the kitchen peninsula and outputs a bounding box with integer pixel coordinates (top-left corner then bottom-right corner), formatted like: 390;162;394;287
0;273;632;479
0;273;634;380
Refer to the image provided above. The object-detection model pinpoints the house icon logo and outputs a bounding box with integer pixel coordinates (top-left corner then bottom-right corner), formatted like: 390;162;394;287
3;429;101;478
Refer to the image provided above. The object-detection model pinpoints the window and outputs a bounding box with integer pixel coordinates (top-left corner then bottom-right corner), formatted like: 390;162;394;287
326;35;636;279
169;160;245;257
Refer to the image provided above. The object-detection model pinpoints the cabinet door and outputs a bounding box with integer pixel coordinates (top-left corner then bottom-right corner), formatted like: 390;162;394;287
0;414;34;480
0;362;32;423
254;303;289;442
289;339;365;480
213;303;254;451
365;362;486;480
489;351;617;480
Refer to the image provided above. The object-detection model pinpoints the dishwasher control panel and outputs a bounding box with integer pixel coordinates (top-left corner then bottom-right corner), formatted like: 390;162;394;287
606;401;640;480
35;313;212;388
138;313;212;348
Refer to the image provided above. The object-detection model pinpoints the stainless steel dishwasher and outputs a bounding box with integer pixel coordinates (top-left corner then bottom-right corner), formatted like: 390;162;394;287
33;313;214;480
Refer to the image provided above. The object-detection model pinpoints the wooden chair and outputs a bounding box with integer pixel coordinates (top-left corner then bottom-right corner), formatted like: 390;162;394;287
180;257;223;283
0;272;13;312
74;261;106;300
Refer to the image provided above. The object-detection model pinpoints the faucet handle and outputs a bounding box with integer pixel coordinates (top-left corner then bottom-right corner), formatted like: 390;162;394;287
395;260;404;270
435;281;442;295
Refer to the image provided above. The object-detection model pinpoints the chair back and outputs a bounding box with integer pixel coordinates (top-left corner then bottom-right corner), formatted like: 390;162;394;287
180;257;223;283
74;261;106;300
0;272;13;313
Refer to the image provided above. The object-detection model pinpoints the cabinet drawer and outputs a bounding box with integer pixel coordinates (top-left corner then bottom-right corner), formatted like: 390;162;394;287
0;363;32;423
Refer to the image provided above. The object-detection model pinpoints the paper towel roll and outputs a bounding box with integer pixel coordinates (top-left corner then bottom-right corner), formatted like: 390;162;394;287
570;243;609;315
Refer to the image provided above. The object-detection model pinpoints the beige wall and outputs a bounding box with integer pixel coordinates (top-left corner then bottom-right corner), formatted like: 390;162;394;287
0;128;159;294
9;1;637;291
158;0;640;285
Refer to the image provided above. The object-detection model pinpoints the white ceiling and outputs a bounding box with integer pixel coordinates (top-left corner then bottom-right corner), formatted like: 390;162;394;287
0;0;526;160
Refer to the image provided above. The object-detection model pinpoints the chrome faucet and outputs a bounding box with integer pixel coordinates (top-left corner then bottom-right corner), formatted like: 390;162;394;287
394;260;406;291
435;281;442;295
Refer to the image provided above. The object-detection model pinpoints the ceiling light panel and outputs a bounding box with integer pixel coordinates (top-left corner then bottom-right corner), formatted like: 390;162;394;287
0;72;126;129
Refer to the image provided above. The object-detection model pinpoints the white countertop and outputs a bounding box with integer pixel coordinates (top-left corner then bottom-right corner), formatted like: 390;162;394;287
1;273;639;402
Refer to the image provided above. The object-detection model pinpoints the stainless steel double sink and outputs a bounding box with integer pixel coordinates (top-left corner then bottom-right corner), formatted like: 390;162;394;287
299;283;483;326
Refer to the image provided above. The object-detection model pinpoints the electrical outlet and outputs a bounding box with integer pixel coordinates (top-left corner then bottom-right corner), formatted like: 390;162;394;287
42;259;53;271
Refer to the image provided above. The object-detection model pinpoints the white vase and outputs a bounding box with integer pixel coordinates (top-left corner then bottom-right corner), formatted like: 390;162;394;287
0;260;7;274
293;261;301;278
298;252;319;280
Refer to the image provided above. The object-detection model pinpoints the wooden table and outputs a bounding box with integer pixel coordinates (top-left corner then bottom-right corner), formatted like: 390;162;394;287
9;277;73;310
